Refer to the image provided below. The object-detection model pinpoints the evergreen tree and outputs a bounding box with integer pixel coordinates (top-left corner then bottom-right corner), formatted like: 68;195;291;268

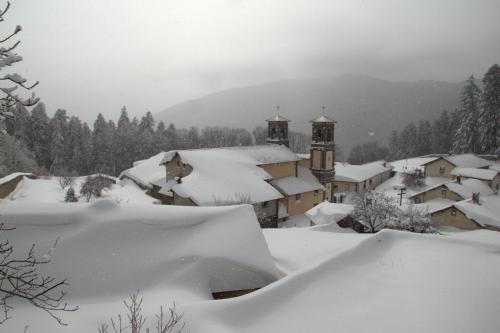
5;104;31;144
137;111;155;158
114;107;135;172
64;187;78;202
91;113;113;174
252;126;267;145
452;75;481;153
388;130;400;160
416;120;432;156
0;132;40;177
185;126;200;149
165;123;178;151
478;64;500;154
29;103;51;170
79;123;93;175
347;144;363;164
399;122;418;158
49;109;69;175
431;110;453;154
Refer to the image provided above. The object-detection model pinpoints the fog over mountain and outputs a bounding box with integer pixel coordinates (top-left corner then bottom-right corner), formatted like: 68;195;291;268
156;75;463;152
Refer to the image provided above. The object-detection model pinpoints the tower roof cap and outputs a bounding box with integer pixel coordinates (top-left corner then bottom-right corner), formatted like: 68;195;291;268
310;115;336;123
266;115;290;122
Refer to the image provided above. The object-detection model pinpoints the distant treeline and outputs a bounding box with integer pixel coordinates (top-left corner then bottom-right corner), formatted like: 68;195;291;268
347;64;499;164
0;105;311;177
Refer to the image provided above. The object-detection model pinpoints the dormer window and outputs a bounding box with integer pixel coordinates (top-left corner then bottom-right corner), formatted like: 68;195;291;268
439;166;446;174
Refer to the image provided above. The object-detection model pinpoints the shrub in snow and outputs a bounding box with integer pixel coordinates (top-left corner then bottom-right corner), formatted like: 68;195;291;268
401;169;425;187
258;215;278;228
98;290;184;333
58;175;74;189
389;205;436;233
80;176;114;202
214;192;252;206
351;192;398;233
64;187;78;202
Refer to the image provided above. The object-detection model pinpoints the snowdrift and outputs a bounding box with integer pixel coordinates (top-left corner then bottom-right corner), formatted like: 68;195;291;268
187;229;500;333
0;201;279;332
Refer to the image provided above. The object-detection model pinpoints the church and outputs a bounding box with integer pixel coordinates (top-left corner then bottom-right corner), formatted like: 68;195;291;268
122;111;337;228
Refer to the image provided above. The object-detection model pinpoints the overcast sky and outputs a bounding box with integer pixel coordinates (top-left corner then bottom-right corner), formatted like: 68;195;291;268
3;0;500;123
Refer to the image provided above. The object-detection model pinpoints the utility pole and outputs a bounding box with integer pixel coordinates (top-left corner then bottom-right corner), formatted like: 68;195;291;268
398;187;406;206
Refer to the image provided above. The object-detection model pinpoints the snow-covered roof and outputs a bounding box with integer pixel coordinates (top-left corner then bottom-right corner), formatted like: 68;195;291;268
310;115;336;123
266;114;290;122
160;147;288;205
389;157;440;173
161;145;300;166
450;167;498;181
416;198;456;213
454;195;500;228
272;166;324;196
410;178;493;199
334;161;392;183
0;172;34;185
443;154;491;168
297;153;310;160
119;152;166;189
305;202;354;225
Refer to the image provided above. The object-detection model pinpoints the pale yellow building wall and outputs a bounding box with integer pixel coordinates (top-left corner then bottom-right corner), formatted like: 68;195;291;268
413;186;464;203
334;181;356;193
325;151;333;169
324;182;332;202
260;161;296;180
312;151;321;169
431;207;481;230
424;158;455;178
286;190;323;216
298;159;310;169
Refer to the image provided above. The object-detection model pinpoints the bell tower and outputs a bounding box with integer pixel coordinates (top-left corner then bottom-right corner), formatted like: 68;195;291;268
266;106;290;147
310;106;336;202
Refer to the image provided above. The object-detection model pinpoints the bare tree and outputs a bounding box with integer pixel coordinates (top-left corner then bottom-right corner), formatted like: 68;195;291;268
0;1;39;123
388;205;436;233
401;168;425;187
0;223;77;325
351;192;398;233
99;290;184;333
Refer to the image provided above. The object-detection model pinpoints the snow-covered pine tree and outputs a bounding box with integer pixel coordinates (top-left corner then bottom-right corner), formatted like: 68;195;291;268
91;113;113;174
64;187;78;202
185;126;200;149
416;120;432;156
137;111;155;159
49;109;69;175
478;64;500;154
431;110;453;153
165;123;178;151
388;130;400;160
79;123;93;174
29;103;51;170
452;75;481;153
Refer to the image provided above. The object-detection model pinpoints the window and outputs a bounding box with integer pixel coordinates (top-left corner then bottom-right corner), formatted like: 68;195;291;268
439;166;446;174
262;201;268;208
363;181;367;189
415;197;421;204
295;193;301;201
333;185;338;191
314;190;319;196
441;189;447;198
369;179;373;185
451;208;457;216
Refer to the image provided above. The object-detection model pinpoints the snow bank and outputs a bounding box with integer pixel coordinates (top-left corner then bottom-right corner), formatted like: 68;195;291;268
390;156;439;173
0;202;279;332
2;176;158;205
186;230;500;333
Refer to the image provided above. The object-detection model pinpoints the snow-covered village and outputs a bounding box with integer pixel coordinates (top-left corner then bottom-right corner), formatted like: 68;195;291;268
1;1;500;333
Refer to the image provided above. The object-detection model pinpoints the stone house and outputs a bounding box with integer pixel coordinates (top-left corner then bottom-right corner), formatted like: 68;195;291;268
450;167;500;192
409;178;493;204
0;172;37;199
421;154;491;178
430;194;500;232
333;161;393;200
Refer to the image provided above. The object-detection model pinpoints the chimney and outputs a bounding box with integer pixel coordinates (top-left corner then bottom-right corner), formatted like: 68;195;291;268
472;192;480;204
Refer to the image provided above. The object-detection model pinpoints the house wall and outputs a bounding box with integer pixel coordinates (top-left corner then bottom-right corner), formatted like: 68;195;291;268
285;190;323;216
325;151;334;169
333;171;392;195
324;182;332;202
333;181;357;193
431;207;481;230
0;175;32;199
424;158;455;178
253;199;279;219
172;193;197;206
412;186;464;203
297;158;310;169
259;161;296;180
